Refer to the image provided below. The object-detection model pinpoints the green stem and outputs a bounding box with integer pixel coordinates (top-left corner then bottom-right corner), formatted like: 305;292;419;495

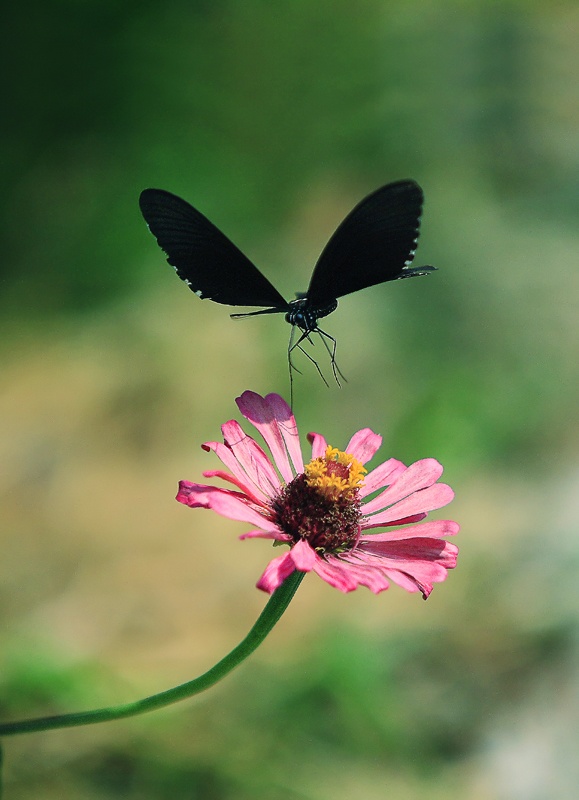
0;571;304;737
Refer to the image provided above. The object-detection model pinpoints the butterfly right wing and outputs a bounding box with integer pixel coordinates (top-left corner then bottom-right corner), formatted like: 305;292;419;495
139;189;288;309
305;180;434;307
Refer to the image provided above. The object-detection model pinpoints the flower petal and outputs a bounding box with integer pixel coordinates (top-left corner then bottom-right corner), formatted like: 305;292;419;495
361;458;445;515
176;481;272;528
383;569;436;599
359;458;406;498
351;539;458;599
359;519;460;542
289;538;317;571
363;483;454;527
359;536;458;567
358;539;458;598
307;432;328;460
218;420;281;496
382;569;426;595
201;469;270;507
239;529;291;541
345;428;382;464
204;435;279;500
236;391;301;483
256;551;298;593
264;393;304;474
325;554;392;593
311;556;360;593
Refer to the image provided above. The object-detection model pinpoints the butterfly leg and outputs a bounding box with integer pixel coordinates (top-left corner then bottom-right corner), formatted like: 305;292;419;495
316;327;347;387
288;327;330;390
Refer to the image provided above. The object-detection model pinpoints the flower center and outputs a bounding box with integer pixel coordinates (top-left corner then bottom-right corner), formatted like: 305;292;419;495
272;446;366;553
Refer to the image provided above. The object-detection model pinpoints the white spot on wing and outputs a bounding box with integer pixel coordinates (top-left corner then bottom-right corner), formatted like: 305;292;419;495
404;239;418;266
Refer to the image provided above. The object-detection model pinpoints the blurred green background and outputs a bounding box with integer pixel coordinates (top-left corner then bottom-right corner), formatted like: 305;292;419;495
1;1;578;797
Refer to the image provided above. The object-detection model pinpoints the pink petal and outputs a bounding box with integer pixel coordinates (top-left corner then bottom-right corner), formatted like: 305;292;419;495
219;420;282;496
367;512;427;527
239;529;291;541
359;519;460;542
236;391;301;484
311;556;360;593
289;538;317;571
307;432;327;459
327;555;392;594
351;543;457;598
201;469;270;507
382;569;425;595
264;393;304;474
345;428;382;464
203;437;278;502
359;537;458;568
361;458;444;514
176;482;272;528
359;458;407;498
256;551;297;593
256;539;318;593
363;483;454;526
384;568;438;599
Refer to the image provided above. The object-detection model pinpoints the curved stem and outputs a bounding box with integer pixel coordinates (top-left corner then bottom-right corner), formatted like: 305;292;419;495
0;571;304;737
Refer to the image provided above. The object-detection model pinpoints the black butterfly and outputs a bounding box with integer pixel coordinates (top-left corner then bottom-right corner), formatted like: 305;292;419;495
139;180;435;388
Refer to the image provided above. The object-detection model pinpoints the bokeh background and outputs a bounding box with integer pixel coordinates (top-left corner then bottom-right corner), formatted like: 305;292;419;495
1;1;578;797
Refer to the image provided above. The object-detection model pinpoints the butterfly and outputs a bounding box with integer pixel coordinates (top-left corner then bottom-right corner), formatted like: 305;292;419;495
139;180;435;391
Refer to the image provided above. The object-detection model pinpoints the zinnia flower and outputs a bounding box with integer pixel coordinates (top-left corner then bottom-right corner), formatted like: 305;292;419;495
177;391;459;598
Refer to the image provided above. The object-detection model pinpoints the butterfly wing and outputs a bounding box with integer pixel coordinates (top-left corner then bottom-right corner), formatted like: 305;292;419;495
139;189;288;309
305;180;434;307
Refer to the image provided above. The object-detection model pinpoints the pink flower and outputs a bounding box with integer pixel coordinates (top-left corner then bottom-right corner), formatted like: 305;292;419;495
177;391;459;598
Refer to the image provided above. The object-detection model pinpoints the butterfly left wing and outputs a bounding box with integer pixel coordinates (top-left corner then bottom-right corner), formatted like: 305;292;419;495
305;180;435;308
139;189;288;309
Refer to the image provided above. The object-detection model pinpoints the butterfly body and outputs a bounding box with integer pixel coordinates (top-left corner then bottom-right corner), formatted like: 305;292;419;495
284;296;338;332
139;180;435;384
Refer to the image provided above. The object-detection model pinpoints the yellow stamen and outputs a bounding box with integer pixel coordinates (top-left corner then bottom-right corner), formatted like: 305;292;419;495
304;445;366;499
